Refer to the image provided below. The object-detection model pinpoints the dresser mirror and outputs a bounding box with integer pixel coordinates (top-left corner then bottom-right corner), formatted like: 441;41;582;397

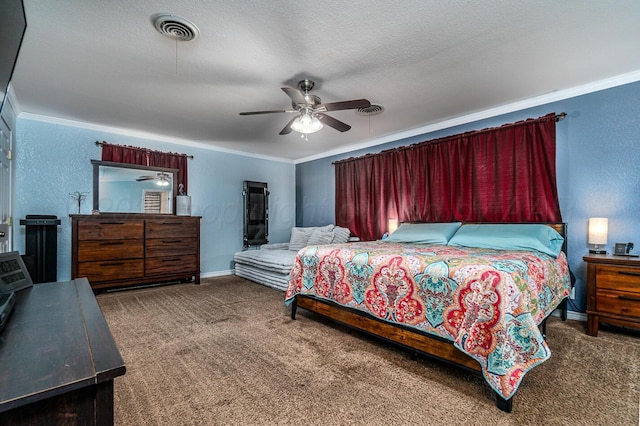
92;160;178;214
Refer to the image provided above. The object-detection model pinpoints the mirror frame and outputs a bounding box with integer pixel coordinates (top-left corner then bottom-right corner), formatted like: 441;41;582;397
92;160;179;214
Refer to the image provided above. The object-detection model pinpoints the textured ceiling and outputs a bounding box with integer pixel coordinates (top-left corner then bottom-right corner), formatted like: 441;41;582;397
11;0;640;161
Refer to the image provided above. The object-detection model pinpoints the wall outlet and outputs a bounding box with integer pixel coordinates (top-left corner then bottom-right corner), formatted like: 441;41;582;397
570;287;576;300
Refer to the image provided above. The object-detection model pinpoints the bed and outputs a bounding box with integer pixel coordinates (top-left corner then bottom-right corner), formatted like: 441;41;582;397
284;222;571;412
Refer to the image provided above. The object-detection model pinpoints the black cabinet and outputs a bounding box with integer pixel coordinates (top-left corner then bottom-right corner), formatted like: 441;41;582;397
19;215;61;283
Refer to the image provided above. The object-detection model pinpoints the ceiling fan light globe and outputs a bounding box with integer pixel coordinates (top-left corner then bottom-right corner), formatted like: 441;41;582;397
291;115;323;134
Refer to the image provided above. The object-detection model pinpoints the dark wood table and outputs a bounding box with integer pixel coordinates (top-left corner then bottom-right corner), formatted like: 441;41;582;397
0;278;126;425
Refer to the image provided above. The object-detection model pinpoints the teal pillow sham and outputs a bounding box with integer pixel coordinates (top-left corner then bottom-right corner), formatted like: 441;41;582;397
447;224;564;257
383;222;462;245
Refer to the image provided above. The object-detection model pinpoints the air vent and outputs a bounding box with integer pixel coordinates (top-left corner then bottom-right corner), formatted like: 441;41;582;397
356;104;384;116
151;13;200;42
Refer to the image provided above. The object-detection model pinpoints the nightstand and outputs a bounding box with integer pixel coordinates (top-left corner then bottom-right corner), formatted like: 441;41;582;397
583;254;640;336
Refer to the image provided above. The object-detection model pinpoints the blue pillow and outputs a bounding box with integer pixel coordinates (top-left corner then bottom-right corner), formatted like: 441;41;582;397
383;222;462;245
447;224;564;257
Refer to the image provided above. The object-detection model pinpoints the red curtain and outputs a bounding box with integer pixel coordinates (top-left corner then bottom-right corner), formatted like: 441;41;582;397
101;142;189;193
335;113;562;241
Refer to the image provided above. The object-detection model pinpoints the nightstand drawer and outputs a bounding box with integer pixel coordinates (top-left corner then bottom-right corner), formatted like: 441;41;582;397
596;265;640;294
596;289;640;317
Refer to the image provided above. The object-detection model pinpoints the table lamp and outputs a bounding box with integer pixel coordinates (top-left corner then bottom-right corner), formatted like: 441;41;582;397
388;218;399;235
588;217;608;254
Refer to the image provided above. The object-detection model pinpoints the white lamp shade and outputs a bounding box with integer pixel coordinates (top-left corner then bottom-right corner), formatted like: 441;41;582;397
388;218;399;234
588;217;608;245
290;114;323;134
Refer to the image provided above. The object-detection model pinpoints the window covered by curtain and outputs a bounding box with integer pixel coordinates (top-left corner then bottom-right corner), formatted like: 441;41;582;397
101;142;189;193
335;113;562;241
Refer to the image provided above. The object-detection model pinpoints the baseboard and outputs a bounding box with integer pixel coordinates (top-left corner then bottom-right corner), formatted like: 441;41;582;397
200;270;234;279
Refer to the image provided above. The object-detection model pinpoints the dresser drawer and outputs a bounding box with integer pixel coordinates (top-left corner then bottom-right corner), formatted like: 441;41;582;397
146;219;198;239
77;259;145;282
596;288;640;318
146;255;197;275
146;237;198;258
78;220;144;240
596;265;640;294
77;239;144;262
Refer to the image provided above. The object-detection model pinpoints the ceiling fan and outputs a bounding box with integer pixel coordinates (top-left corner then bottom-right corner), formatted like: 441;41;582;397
136;172;171;187
239;79;371;137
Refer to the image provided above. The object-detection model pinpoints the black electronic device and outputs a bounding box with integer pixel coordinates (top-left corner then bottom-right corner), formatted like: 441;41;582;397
614;242;639;257
0;291;16;333
0;251;34;293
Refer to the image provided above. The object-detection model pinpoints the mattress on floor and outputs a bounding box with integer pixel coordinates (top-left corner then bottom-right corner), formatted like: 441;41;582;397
233;249;298;274
234;263;290;291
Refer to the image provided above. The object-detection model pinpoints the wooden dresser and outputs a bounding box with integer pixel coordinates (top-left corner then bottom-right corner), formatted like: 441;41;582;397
71;214;201;291
583;254;640;336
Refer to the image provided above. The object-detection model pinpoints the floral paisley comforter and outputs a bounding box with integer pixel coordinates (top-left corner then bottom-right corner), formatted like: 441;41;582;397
284;242;571;400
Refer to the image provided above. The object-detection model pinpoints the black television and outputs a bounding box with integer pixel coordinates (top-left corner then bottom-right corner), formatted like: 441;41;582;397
0;0;27;115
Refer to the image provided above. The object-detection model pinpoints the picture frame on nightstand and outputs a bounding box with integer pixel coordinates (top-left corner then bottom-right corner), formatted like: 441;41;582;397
614;242;639;257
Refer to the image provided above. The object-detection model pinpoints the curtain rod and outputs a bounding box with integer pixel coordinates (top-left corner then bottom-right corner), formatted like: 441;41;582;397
332;112;567;165
94;140;194;159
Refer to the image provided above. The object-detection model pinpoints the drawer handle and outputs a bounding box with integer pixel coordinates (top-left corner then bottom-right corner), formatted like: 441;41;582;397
618;271;640;277
100;222;125;225
161;222;182;225
100;241;124;246
162;239;183;244
100;262;125;267
618;295;640;302
162;258;182;262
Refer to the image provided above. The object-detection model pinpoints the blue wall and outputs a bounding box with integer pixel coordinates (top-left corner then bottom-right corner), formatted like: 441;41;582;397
296;81;640;313
14;118;296;280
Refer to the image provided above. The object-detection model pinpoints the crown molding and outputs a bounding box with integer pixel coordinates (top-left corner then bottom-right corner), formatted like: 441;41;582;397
17;112;295;164
295;69;640;164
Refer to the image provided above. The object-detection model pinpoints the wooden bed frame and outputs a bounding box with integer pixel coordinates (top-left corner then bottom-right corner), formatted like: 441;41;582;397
289;222;569;413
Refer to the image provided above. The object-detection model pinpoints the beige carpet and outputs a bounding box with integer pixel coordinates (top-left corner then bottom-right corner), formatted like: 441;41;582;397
97;276;640;426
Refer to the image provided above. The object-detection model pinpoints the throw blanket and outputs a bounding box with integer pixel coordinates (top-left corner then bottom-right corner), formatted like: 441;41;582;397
285;242;571;399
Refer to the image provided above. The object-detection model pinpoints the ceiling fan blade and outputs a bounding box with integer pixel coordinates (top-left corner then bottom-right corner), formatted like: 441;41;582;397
319;99;371;112
239;109;289;116
281;87;307;106
279;116;298;135
136;176;155;181
316;113;351;132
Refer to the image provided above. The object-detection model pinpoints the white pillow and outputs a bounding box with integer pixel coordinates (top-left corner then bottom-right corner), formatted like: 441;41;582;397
332;226;351;244
307;228;335;246
289;227;315;251
289;225;335;251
